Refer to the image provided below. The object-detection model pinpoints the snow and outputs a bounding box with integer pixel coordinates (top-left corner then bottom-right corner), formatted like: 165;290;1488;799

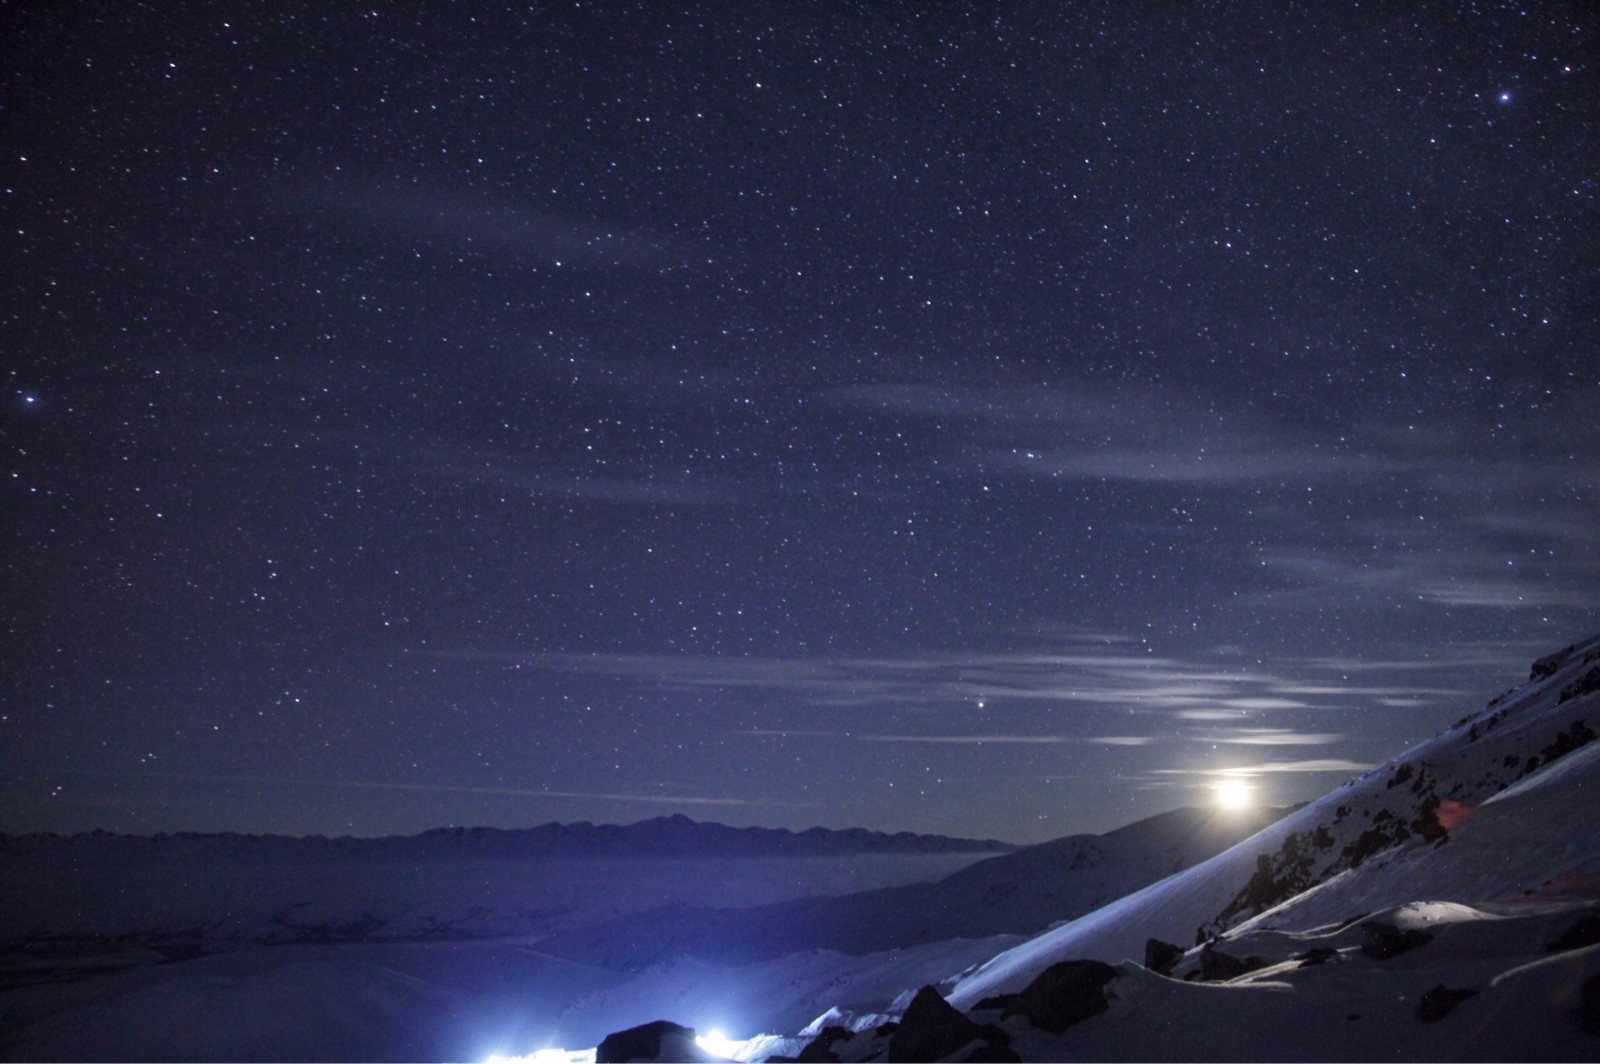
991;904;1600;1062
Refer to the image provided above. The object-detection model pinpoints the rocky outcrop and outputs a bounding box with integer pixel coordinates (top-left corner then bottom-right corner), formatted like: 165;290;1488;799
594;1020;716;1063
887;985;1016;1062
1581;974;1600;1037
1416;984;1476;1022
975;959;1117;1035
1199;943;1267;982
1547;914;1600;953
1360;921;1433;960
1144;938;1184;976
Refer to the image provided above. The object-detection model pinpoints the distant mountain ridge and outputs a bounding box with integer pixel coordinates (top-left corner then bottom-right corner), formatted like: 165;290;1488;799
537;804;1289;968
0;812;1016;863
0;814;1017;951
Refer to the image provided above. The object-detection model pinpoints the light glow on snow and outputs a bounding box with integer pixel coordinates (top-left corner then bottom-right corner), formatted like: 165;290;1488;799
696;1029;738;1057
1215;778;1252;809
484;1049;594;1064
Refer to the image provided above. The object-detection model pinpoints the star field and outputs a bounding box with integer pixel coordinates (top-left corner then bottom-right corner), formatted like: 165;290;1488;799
3;2;1596;842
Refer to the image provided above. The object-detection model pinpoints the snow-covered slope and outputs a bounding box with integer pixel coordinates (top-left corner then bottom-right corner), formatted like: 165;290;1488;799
991;900;1600;1062
946;633;1600;1009
579;634;1600;1063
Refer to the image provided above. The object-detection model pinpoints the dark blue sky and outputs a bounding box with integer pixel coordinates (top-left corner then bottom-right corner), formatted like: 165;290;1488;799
4;1;1596;842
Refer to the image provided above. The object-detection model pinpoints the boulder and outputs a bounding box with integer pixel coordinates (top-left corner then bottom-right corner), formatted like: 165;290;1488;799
1295;947;1338;968
1581;974;1600;1037
1144;938;1184;976
1546;914;1600;953
595;1020;717;1063
1360;920;1433;960
974;959;1117;1035
1199;944;1266;982
1416;984;1477;1022
887;985;1015;1063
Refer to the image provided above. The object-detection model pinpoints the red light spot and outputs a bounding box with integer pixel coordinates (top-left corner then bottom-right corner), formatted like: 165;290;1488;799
1436;799;1474;830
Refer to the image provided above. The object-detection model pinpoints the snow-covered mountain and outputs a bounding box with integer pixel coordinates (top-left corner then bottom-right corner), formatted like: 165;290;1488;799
944;634;1600;1007
692;633;1600;1062
536;804;1286;970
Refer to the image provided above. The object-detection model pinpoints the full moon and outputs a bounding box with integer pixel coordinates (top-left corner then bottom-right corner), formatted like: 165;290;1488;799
1216;779;1252;809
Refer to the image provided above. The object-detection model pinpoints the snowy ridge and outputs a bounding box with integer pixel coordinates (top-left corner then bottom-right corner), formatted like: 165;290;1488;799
533;805;1286;968
946;633;1600;1008
934;633;1600;1011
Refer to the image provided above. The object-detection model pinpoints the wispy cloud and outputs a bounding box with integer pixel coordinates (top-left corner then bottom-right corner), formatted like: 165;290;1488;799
1256;547;1597;612
407;441;738;506
1151;759;1374;777
317;182;695;269
834;381;1407;487
1199;728;1345;746
831;380;1598;625
855;734;1072;745
454;634;1479;724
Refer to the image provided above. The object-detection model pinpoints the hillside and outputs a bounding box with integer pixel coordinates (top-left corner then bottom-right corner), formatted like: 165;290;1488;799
537;804;1287;969
945;634;1600;1008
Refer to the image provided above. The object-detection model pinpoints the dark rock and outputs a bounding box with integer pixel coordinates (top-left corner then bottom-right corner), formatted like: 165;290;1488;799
1416;984;1477;1022
1361;920;1433;960
888;985;1014;1063
1547;914;1600;953
1144;938;1184;976
1581;974;1600;1037
962;1040;1022;1063
1558;665;1600;704
1411;796;1449;843
1199;943;1266;982
1532;643;1578;681
974;959;1117;1035
595;1019;716;1063
791;1025;852;1062
1295;947;1338;967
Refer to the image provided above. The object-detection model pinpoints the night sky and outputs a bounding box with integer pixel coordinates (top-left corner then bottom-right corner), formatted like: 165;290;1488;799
4;2;1597;843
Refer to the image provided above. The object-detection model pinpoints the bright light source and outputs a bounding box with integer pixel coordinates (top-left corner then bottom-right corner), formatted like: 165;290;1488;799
696;1029;739;1058
1215;778;1252;809
483;1049;594;1064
